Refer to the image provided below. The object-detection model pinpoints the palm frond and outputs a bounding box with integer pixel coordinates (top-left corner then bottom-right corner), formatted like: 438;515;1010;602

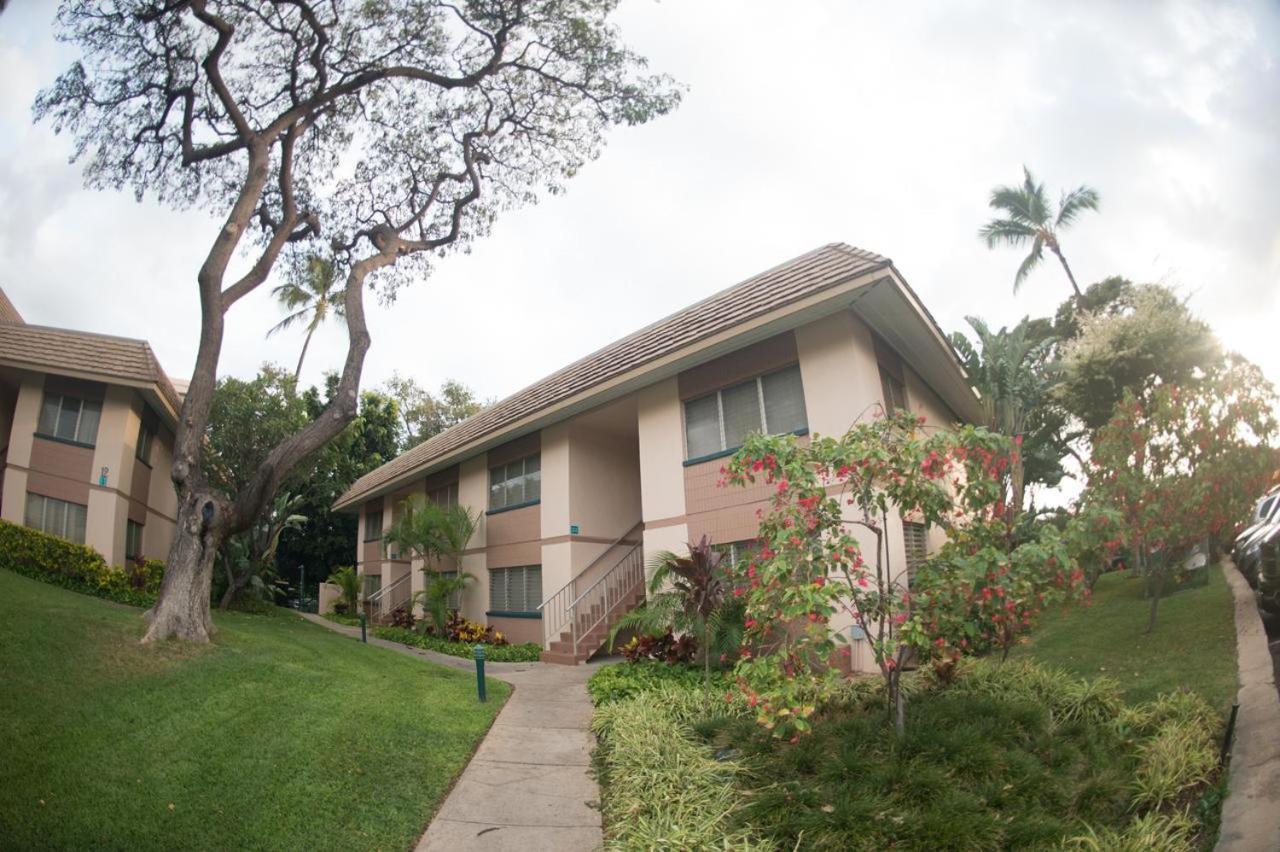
1012;235;1045;293
1056;185;1100;228
266;306;313;337
978;218;1037;249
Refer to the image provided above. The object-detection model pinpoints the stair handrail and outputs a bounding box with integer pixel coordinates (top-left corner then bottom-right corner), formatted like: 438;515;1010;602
537;520;643;648
567;544;646;659
365;572;412;618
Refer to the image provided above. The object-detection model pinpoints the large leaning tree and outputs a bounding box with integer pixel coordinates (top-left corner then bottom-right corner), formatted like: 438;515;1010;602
35;0;679;643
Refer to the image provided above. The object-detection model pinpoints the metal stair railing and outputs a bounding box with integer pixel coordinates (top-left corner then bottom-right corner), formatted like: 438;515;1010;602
364;572;412;623
537;521;643;649
563;544;646;659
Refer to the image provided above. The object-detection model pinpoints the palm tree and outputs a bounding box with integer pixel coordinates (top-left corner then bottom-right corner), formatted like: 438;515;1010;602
950;316;1061;517
267;255;344;383
327;566;363;617
383;497;480;635
979;167;1099;298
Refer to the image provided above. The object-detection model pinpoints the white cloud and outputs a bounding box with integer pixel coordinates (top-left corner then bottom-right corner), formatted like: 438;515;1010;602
0;0;1275;411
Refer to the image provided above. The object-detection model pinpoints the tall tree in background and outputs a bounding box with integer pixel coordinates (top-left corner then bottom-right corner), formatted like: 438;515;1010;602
268;255;344;383
1056;283;1221;431
979;167;1100;298
950;316;1066;515
384;373;488;450
36;0;679;642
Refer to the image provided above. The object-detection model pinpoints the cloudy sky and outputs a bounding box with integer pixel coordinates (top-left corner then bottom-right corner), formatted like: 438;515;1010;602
1;1;1277;416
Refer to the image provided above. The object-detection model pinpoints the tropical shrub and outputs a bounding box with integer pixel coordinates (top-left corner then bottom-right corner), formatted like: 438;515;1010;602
0;519;163;607
588;661;729;706
327;566;362;616
440;612;507;645
609;537;745;676
373;626;541;662
389;606;416;629
723;409;1011;737
618;630;697;665
592;684;759;849
592;660;1222;851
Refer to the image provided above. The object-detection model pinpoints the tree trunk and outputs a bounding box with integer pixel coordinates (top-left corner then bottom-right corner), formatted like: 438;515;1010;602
892;669;905;737
293;323;316;384
1049;244;1084;299
1145;570;1166;634
143;493;224;643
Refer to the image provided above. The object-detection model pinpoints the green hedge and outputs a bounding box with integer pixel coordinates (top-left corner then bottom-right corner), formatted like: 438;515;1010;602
0;519;163;608
373;626;543;662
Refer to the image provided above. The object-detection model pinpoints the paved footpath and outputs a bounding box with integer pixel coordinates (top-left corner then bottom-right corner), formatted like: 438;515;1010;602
298;613;603;851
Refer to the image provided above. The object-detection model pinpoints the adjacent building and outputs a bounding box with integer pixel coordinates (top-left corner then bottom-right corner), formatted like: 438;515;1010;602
0;288;181;565
334;244;984;664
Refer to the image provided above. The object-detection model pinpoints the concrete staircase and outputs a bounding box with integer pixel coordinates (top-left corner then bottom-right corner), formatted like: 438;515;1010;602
540;583;645;665
538;532;646;665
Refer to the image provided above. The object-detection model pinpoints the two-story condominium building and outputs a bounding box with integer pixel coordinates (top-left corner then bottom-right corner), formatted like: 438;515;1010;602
0;287;182;565
333;244;984;664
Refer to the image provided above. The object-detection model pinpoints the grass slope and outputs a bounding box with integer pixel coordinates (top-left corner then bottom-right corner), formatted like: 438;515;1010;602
0;570;509;851
1011;566;1237;711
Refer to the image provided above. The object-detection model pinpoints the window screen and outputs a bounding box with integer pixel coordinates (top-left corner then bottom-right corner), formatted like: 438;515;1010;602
364;509;383;541
489;454;541;510
37;393;102;445
683;365;807;459
429;482;459;507
125;520;144;561
903;521;928;584
136;421;155;464
24;493;88;544
488;565;542;613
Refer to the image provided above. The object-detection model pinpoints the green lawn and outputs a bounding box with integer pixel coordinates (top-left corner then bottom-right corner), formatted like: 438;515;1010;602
1010;565;1237;711
0;569;509;851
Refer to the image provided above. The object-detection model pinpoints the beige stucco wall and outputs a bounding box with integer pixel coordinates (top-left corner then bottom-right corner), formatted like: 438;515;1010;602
317;581;340;615
456;453;490;622
794;310;884;439
636;378;686;524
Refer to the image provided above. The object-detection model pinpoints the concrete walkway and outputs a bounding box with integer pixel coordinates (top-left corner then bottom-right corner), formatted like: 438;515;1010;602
297;613;603;851
1216;563;1280;852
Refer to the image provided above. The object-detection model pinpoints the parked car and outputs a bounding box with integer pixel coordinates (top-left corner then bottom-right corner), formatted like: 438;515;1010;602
1235;493;1280;588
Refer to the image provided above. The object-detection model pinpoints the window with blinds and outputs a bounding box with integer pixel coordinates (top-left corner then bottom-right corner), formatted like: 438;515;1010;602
37;392;102;446
488;565;542;614
125;520;144;561
25;493;88;544
489;454;541;510
428;482;459;507
683;364;808;460
364;509;383;541
438;570;463;610
903;521;928;584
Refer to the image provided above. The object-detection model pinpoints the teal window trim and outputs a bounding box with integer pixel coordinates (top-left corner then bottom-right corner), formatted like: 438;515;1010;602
682;427;809;467
484;498;541;517
33;432;96;451
486;610;542;620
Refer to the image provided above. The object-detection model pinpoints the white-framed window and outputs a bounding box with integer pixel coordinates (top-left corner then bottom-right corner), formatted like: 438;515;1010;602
37;392;102;446
488;565;542;614
717;539;758;568
683;364;808;460
364;509;383;542
25;493;88;544
428;482;459;507
136;421;155;465
125;520;144;561
489;454;540;511
903;521;928;584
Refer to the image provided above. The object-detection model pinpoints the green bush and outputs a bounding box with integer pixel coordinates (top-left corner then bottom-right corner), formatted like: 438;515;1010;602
373;626;542;662
592;684;761;849
590;658;1227;850
0;519;163;608
588;661;731;706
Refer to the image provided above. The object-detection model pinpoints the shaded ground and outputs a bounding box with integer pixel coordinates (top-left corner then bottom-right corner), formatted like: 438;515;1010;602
1010;566;1237;712
0;570;508;851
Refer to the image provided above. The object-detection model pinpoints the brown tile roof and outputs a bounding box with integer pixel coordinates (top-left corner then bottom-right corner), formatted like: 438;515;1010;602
0;323;182;416
335;243;893;509
0;288;25;325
